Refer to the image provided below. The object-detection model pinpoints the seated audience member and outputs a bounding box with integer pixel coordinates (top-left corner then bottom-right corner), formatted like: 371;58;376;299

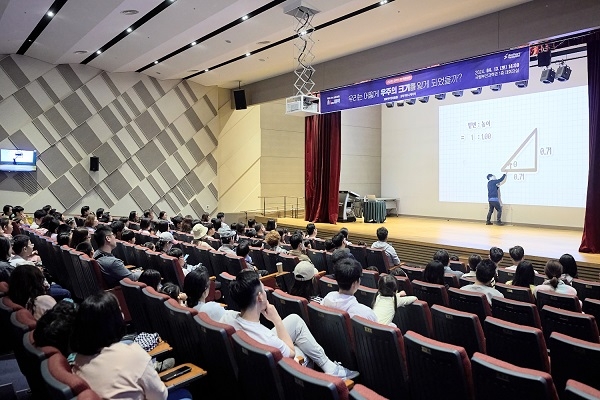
506;245;525;270
56;233;70;246
221;269;358;379
559;253;578;284
236;240;253;265
246;218;256;229
2;204;12;217
30;209;47;230
155;219;169;234
160;282;187;306
289;233;311;262
0;216;14;238
170;215;183;232
185;267;224;321
265;218;276;232
138;269;162;291
84;214;98;233
143;242;156;251
322;258;377;321
217;228;236;254
71;292;192;400
331;232;346;251
489;246;504;269
127;211;139;227
265;230;288;254
180;217;193;234
423;260;447;286
12;205;31;226
121;229;136;244
535;259;578;297
289;261;323;303
305;223;318;239
70;227;90;250
111;220;125;240
460;259;504;305
157;232;175;254
93;225;141;288
200;212;210;223
96;208;104;220
0;236;14;282
191;223;213;251
434;249;463;278
8;264;56;320
80;205;90;219
389;266;408;278
167;247;200;276
216;212;230;230
372;274;417;325
338;227;352;246
324;239;336;252
371;227;400;266
462;254;482;278
139;218;153;235
254;223;266;239
33;299;77;356
75;242;94;258
235;222;246;238
506;260;536;292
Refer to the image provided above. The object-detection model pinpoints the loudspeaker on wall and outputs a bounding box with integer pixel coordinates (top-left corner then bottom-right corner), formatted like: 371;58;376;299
233;89;247;110
90;156;99;172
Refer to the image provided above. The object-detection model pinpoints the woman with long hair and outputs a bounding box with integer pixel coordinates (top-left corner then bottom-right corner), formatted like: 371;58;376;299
507;260;536;292
559;253;578;284
184;267;224;321
70;227;90;249
8;264;56;320
535;259;578;298
371;274;417;325
423;260;446;286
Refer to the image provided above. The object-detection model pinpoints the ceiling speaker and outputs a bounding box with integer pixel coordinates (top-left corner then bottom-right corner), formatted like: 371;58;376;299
233;89;247;110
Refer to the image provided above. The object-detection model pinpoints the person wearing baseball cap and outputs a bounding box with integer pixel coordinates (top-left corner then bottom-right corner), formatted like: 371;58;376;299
217;227;236;254
157;231;174;253
290;261;323;303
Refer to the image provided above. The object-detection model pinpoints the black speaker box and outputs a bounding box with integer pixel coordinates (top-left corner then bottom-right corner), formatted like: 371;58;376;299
537;49;551;67
233;89;247;110
90;156;99;172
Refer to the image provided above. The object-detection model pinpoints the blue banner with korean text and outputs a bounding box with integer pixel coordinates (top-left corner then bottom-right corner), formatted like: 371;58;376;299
319;48;529;113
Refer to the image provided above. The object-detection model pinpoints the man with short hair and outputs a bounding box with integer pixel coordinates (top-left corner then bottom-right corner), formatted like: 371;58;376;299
289;233;311;262
371;227;400;266
462;254;482;278
216;212;230;230
2;205;12;217
217;227;236;254
506;245;524;270
30;209;47;229
460;259;504;304
433;249;463;278
254;223;266;239
305;223;317;239
489;246;504;268
80;206;90;218
93;225;140;288
322;258;377;321
221;269;358;379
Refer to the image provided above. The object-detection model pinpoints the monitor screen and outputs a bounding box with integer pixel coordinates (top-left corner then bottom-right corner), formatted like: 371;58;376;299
0;149;37;172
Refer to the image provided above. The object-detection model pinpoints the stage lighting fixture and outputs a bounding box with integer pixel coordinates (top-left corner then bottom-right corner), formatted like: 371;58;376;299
452;90;463;97
396;101;404;107
434;93;446;100
385;102;394;108
471;87;482;95
418;96;429;103
405;98;416;105
490;84;502;91
515;80;528;88
556;64;571;82
540;67;555;84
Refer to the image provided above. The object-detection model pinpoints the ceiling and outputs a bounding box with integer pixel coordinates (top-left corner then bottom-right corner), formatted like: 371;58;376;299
0;0;531;90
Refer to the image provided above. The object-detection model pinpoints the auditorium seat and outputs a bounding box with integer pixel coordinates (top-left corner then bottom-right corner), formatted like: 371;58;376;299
306;248;328;272
140;286;172;343
548;332;600;394
278;357;350;400
444;273;460;288
119;278;152;334
583;298;600;331
349;384;388;400
431;305;486;357
411;280;449;307
536;290;582;313
360;268;379;289
224;253;248;276
494;282;535;303
571;278;600;302
392;274;413;295
365;247;392;274
159;253;185;287
447;287;491;323
496;268;516;284
400;265;424;281
491;296;542;328
41;353;94;400
541;305;600;346
262;249;280;275
392;299;434;338
318;276;339;297
22;331;59;400
354;285;378;307
348;244;369;269
564;379;600;400
272;289;309;326
209;249;228;277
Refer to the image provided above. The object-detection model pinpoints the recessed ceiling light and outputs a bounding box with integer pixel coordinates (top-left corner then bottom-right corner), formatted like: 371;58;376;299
126;27;133;33
225;40;232;44
241;15;249;21
191;41;197;46
204;69;209;72
73;50;88;54
47;11;54;17
154;61;158;64
257;41;271;45
259;58;265;62
96;50;102;54
121;9;139;15
245;52;251;57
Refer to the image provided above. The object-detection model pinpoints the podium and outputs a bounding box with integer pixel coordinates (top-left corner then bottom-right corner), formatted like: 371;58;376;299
338;190;359;222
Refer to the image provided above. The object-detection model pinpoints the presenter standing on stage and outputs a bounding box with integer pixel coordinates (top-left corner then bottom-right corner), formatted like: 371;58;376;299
486;173;506;225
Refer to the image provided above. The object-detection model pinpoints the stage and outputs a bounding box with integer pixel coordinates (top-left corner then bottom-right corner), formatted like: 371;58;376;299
275;216;600;281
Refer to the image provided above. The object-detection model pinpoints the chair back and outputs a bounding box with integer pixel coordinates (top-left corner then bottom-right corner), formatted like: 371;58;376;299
484;316;549;373
448;287;491;323
22;331;59;399
272;289;309;325
159;253;185;287
318;276;339;297
471;352;559;400
307;302;356;370
225;253;247;276
360;269;379;289
411;280;449;307
537;290;582;313
583;298;600;331
348;244;368;269
496;268;516;284
564;379;600;400
571;279;600;303
392;299;434;338
354;285;378;308
459;276;476;287
404;330;474;400
231;330;285;400
449;261;466;274
400;265;424;281
392;274;413;295
494;282;535;303
349;384;388;400
262;249;280;275
218;272;239;311
209;250;228;276
278;357;350;400
351;316;409;400
443;273;460;288
140;287;172;342
431;305;486;357
164;299;201;365
491;296;542;329
549;332;600;395
306;248;328;272
312;238;327;250
41;353;91;400
541;305;600;346
119;278;151;333
365;248;391;274
278;253;300;291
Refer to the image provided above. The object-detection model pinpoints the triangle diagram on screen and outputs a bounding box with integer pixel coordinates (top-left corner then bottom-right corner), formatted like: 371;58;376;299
501;128;538;173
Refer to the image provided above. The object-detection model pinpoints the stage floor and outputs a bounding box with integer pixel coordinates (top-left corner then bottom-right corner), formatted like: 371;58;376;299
276;216;600;279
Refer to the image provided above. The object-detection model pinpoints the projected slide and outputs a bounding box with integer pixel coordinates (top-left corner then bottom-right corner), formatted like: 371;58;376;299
439;85;589;207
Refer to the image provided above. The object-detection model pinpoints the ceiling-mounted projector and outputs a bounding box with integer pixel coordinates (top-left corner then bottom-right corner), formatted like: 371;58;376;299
286;95;320;116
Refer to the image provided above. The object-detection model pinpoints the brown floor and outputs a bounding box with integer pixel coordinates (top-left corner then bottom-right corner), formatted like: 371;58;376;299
275;215;600;279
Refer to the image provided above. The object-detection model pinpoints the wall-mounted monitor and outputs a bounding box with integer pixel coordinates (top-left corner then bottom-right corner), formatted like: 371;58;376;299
0;149;37;172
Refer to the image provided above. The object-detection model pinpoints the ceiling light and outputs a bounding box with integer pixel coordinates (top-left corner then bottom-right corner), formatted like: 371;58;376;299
245;52;251;57
515;80;528;88
126;28;133;33
73;50;88;54
471;87;482;95
47;11;54;17
396;101;404;107
380;0;388;4
204;69;209;72
490;84;502;91
434;93;446;100
385;102;394;108
556;64;571;82
418;96;429;103
121;10;139;15
96;50;102;55
452;90;463;97
154;61;158;64
191;41;197;46
540;68;555;84
300;30;307;36
241;15;249;21
406;98;416;105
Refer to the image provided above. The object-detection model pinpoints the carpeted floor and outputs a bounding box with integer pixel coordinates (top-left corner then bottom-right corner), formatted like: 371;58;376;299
0;352;31;400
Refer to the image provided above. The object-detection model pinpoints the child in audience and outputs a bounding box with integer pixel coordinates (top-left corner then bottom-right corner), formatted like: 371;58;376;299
372;274;417;325
506;260;536;292
559;253;578;284
159;282;187;306
462;254;482;278
138;269;162;291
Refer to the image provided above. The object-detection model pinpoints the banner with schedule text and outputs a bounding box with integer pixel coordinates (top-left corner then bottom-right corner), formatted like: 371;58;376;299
319;48;529;113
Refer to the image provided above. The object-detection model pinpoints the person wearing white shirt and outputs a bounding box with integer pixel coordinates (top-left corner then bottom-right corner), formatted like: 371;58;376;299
461;259;504;305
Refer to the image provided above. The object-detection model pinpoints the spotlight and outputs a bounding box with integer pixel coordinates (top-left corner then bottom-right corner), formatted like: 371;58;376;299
406;98;416;105
490;84;502;91
396;101;404;107
452;90;463;97
434;93;446;100
471;87;482;95
556;64;571;82
515;80;528;88
385;102;394;108
418;96;429;103
540;68;555;84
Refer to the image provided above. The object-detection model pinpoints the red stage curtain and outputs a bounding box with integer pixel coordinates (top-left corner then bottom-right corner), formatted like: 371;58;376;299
580;35;600;253
305;112;341;224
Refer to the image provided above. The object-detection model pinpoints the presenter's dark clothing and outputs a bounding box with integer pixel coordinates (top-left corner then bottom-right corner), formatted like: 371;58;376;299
487;174;506;223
